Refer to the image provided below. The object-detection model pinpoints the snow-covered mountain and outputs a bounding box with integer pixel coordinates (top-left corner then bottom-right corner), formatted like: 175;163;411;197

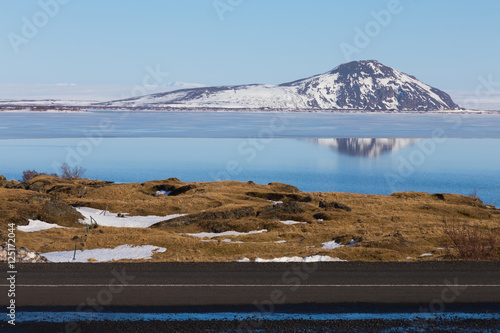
310;138;419;157
101;60;459;111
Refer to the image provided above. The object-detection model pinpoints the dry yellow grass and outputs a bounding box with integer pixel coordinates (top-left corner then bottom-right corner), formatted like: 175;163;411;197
1;175;499;262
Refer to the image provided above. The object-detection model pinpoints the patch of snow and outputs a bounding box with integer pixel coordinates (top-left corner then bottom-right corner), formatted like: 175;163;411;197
76;207;185;228
406;256;413;260
321;240;345;249
279;220;307;225
156;190;170;196
420;253;433;257
222;239;244;244
17;220;69;232
236;257;251;262
201;239;244;244
42;245;166;263
269;200;283;205
251;255;346;262
275;240;287;243
185;229;267;238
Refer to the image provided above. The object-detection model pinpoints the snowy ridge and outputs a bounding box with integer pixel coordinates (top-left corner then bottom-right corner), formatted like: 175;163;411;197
102;60;459;111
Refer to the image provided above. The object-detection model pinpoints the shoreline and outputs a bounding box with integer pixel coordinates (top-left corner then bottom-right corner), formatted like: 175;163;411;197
0;106;499;114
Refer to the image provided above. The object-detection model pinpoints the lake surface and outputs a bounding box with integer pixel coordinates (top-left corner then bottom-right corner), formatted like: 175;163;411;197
1;136;499;205
1;110;500;139
1;111;499;204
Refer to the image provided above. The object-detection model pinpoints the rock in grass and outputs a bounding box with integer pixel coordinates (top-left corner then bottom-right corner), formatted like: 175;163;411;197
0;242;49;263
319;201;351;212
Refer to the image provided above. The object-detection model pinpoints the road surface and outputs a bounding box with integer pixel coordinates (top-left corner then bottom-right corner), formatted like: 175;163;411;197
1;261;499;307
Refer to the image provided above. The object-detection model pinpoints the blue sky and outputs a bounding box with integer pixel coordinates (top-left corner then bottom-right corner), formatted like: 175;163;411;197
1;0;499;95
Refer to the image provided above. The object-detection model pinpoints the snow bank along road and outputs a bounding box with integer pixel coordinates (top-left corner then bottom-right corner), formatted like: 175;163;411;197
0;262;498;306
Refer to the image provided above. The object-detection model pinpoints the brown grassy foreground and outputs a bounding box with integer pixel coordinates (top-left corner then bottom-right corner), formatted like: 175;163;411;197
1;175;499;262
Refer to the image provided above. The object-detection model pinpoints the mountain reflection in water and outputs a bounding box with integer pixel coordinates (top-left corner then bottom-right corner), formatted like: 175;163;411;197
309;138;419;157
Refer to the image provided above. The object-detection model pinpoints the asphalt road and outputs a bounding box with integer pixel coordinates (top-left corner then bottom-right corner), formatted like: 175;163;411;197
1;262;499;307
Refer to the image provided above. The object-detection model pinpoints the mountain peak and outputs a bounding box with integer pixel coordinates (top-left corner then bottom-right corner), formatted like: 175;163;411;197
336;59;381;67
331;60;399;77
103;60;459;111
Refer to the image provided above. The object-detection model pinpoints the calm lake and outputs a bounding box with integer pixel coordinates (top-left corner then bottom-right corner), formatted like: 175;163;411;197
1;111;499;205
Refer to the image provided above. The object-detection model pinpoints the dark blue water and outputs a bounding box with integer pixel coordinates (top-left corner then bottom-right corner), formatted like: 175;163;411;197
15;311;500;322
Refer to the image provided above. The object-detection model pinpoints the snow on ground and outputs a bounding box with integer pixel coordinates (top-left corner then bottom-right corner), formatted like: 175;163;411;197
17;220;69;232
237;255;345;262
268;200;283;205
156;190;170;196
321;239;356;249
420;253;433;257
185;229;267;238
279;220;307;225
200;239;245;243
321;240;345;249
76;207;185;228
42;245;166;263
236;257;251;262
222;239;244;243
